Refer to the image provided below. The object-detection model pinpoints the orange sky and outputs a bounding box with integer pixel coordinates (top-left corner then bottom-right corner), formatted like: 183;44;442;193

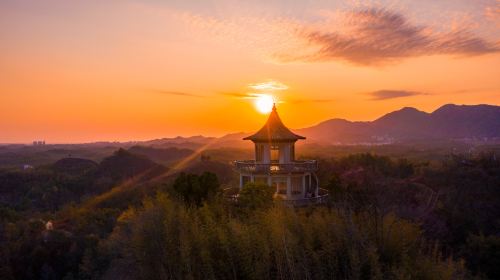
1;0;499;143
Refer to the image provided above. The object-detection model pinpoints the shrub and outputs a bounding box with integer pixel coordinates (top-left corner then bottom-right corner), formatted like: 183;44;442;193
237;182;274;210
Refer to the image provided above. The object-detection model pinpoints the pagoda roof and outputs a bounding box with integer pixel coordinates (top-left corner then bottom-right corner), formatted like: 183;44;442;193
244;104;306;142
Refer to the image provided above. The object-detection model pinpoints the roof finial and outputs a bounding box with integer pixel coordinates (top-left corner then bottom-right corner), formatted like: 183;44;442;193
272;103;277;111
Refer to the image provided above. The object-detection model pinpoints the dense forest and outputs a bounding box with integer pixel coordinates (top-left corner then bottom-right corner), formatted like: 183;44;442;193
0;147;499;279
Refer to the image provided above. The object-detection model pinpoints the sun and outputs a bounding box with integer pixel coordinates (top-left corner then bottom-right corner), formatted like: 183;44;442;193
255;94;274;114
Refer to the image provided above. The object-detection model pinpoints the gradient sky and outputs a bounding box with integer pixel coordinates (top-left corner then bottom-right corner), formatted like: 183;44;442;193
1;0;499;143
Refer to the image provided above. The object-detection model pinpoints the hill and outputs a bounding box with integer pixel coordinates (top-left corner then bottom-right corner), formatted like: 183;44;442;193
97;148;167;181
298;104;500;144
51;157;98;176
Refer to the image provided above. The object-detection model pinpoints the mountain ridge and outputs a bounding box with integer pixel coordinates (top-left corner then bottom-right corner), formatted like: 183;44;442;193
4;104;495;147
138;104;500;146
296;103;500;144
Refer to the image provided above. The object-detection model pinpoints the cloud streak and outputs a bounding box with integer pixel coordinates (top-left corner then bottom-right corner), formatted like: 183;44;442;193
219;92;333;104
277;9;500;65
369;90;428;100
177;6;499;66
485;0;500;27
152;90;205;98
249;81;289;91
287;98;335;104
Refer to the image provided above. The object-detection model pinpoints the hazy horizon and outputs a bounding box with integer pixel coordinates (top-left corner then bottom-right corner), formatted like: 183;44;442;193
1;102;498;144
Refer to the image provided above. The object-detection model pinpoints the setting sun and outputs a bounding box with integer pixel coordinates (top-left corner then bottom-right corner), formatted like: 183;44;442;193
255;95;274;114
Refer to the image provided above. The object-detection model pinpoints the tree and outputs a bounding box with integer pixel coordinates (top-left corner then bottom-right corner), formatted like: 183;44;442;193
172;172;220;206
198;172;220;200
237;182;274;210
326;174;343;198
461;234;500;279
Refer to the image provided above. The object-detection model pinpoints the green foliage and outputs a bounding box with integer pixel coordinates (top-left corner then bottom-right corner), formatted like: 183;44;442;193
102;195;465;280
172;172;220;206
338;153;415;178
0;151;498;279
318;153;500;248
237;182;274;210
424;153;500;246
0;220;80;280
0;206;21;223
325;174;343;198
461;234;500;279
0;168;90;211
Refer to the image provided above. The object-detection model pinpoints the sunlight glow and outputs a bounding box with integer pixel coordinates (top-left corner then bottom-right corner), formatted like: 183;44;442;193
255;94;274;114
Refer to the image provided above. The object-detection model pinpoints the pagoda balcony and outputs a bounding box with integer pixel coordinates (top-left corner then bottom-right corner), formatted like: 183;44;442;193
223;187;329;207
235;160;318;173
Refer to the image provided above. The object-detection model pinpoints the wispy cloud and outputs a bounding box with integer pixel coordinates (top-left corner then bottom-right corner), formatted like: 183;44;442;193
369;90;428;100
287;98;335;104
218;80;332;104
220;80;290;102
280;8;499;65
220;92;267;100
176;5;499;66
485;0;500;27
219;92;249;98
151;90;205;98
220;91;334;104
249;81;289;91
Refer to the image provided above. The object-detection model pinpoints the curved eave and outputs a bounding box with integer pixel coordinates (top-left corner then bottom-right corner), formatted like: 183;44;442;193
243;134;306;142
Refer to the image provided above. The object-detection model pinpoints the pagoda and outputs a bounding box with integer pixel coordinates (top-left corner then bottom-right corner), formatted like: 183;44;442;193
235;104;325;204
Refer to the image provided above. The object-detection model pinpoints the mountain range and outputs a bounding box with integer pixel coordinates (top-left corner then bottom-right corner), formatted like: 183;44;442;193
297;104;500;144
144;104;500;146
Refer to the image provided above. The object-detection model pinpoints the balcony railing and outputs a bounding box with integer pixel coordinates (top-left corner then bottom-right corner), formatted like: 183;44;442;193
235;160;318;173
223;187;329;207
277;194;329;207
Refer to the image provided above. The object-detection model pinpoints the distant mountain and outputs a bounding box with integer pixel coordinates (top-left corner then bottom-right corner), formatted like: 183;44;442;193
142;135;217;149
297;104;500;144
141;134;252;149
429;104;500;138
109;104;499;148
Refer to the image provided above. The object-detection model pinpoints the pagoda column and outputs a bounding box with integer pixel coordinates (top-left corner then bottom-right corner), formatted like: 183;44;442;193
286;175;291;198
302;175;306;198
314;174;319;197
262;143;271;163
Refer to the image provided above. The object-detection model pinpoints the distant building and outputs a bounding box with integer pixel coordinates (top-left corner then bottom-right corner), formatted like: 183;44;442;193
235;104;327;205
33;140;46;146
23;164;34;170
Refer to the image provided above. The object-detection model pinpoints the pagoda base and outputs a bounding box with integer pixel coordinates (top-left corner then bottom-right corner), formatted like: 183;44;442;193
238;171;320;201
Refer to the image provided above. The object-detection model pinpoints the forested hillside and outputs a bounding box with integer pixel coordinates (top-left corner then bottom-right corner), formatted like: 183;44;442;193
0;148;498;279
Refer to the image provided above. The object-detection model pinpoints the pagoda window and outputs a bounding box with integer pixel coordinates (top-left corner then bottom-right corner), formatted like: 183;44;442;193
255;144;263;162
270;144;280;162
272;177;287;194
